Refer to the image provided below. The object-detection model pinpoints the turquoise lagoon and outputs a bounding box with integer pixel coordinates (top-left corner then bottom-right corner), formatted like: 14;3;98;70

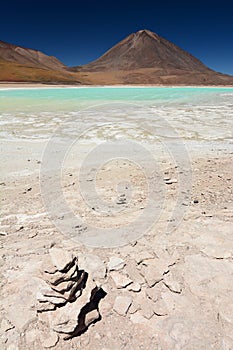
0;87;233;143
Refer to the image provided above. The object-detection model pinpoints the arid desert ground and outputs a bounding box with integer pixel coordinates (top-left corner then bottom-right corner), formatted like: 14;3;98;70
0;86;233;349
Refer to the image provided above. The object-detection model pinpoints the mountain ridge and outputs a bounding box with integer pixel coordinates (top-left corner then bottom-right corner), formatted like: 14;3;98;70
0;30;233;85
0;40;66;71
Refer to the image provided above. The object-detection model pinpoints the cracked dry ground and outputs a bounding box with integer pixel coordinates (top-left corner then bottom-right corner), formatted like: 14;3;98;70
0;154;233;350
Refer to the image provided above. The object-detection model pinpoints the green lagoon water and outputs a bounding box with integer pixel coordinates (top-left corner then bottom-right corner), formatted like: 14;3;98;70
1;86;233;111
0;87;233;142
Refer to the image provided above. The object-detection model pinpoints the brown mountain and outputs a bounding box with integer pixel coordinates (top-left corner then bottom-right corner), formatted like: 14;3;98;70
0;40;84;84
73;29;211;73
71;29;233;85
0;40;66;70
0;31;233;85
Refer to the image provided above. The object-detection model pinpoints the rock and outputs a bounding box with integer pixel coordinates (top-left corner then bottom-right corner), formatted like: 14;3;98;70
163;273;182;294
113;295;132;316
116;199;126;205
142;265;164;288
0;231;7;236
165;178;177;185
128;300;140;314
37;302;56;312
108;257;125;271
78;254;106;280
43;290;75;306
49;247;74;272
50;280;75;293
135;251;154;264
42;273;85;303
125;261;145;284
15;225;24;232
53;320;77;334
41;288;67;300
127;282;141;292
153;298;168;316
141;301;155;320
163;177;171;181
200;246;232;259
37;292;66;306
130;311;148;325
116;194;127;204
84;309;100;327
52;279;99;334
0;318;14;332
28;232;37;238
47;264;77;286
98;296;112;316
110;272;133;288
38;254;104;339
146;286;160;302
135;291;155;319
41;333;59;348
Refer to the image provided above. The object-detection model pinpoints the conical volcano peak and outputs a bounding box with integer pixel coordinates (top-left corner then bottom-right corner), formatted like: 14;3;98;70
74;29;211;72
132;29;161;42
137;29;158;36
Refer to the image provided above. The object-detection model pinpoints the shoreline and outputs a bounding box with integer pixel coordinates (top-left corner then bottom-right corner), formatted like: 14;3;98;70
1;82;233;89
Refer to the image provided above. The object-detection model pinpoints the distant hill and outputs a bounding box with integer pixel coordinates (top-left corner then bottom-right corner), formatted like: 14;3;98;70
0;40;83;84
0;59;81;84
0;40;66;70
1;32;233;85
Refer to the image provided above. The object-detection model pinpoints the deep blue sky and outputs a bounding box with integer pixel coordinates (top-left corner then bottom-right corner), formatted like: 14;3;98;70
1;0;233;75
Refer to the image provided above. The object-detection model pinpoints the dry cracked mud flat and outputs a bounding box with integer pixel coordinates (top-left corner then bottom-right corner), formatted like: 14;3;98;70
0;139;233;350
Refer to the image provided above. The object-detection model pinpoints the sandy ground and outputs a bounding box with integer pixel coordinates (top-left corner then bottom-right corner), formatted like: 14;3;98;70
0;134;233;349
0;85;233;349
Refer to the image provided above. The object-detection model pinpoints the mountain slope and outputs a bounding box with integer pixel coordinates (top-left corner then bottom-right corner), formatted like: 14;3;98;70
0;40;66;70
0;40;85;84
0;59;83;84
72;29;212;73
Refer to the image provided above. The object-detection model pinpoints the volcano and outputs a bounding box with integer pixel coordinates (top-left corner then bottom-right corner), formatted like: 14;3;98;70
71;29;233;85
73;29;212;73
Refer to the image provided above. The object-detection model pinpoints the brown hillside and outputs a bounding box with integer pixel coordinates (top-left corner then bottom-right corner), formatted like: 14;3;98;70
0;60;83;84
0;40;66;71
